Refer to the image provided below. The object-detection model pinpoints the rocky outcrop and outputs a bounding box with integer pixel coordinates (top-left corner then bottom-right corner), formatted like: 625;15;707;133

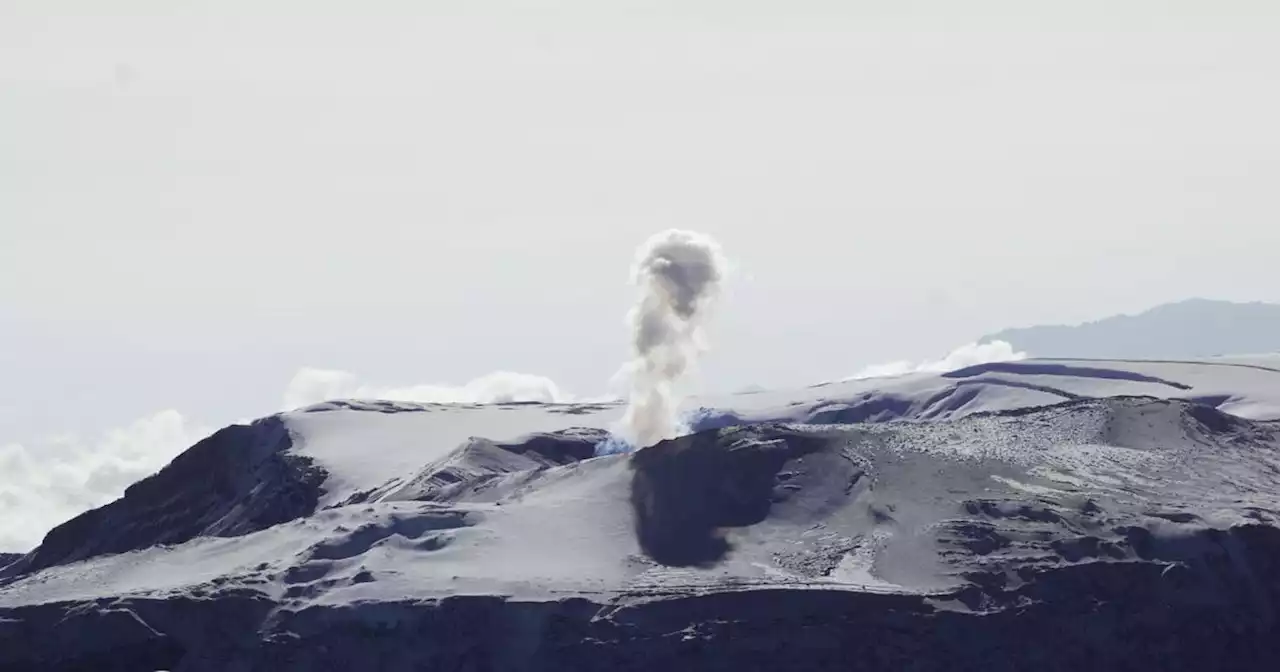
1;416;324;579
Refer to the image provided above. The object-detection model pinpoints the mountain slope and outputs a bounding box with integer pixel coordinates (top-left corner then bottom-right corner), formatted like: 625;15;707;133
3;359;1280;670
0;417;322;579
982;298;1280;359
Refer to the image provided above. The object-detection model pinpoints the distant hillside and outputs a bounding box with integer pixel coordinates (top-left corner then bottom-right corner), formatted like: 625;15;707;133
982;299;1280;359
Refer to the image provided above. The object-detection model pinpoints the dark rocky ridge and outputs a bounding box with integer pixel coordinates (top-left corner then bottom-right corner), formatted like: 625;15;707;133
0;417;324;579
3;397;1280;670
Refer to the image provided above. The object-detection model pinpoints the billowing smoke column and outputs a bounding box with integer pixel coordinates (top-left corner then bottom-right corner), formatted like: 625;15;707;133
598;230;727;454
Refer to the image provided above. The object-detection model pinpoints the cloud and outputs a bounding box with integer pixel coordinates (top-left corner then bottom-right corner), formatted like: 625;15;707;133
0;410;211;552
844;340;1027;381
282;367;575;410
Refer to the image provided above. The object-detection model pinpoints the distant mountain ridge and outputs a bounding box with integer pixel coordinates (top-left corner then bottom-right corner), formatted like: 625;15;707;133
982;298;1280;360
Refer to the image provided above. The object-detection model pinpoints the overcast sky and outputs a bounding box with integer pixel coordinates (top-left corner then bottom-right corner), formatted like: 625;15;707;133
2;1;1279;548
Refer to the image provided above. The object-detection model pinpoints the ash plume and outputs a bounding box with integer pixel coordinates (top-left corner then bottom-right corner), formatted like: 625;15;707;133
611;229;728;451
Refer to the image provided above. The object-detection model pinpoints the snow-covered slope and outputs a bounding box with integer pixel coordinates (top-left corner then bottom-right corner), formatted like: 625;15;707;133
3;358;1280;671
286;355;1280;512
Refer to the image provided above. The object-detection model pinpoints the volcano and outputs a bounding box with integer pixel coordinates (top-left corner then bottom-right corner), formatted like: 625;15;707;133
3;357;1280;671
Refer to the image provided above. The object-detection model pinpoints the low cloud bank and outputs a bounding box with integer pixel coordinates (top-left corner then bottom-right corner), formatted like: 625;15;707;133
844;340;1027;381
0;410;210;552
282;368;575;410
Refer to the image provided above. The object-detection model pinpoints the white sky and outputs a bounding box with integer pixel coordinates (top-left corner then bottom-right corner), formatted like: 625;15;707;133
2;1;1279;547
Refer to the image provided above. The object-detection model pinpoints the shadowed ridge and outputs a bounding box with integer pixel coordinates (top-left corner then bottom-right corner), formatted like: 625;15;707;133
1;416;324;580
382;427;612;503
490;427;609;463
943;361;1192;389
